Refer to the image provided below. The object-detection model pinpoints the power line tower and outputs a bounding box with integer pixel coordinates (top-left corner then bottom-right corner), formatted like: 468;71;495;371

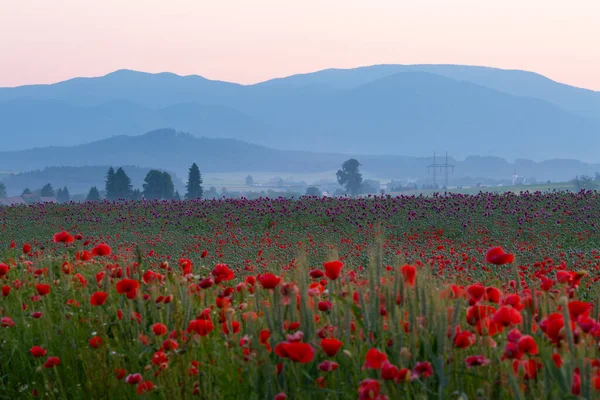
427;151;454;188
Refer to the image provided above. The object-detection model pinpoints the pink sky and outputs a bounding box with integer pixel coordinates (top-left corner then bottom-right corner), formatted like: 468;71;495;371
1;0;599;90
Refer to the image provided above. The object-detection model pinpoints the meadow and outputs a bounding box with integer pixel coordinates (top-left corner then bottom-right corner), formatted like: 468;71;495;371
1;191;600;399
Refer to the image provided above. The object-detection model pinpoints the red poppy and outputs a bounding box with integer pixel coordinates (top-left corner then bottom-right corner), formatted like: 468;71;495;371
568;300;592;321
274;393;287;400
454;330;475;348
1;316;15;327
517;335;538;355
467;283;486;303
91;243;112;257
503;294;525;311
309;269;325;279
90;291;108;306
221;321;241;335
318;360;339;372
0;263;8;277
492;306;522;327
89;336;102;348
35;283;51;296
320;338;343;356
485;287;501;303
466;305;496;325
212;264;235;283
186;319;214;336
401;265;417;287
275;341;315;363
258;273;282;289
323;260;343;280
413;361;434;379
136;381;154;395
30;346;47;357
485;246;514;265
152;323;168;336
540;313;567;343
125;374;142;384
53;231;74;244
465;355;490;368
115;279;140;299
363;348;388;370
23;243;31;254
201;250;208;258
358;379;380;400
43;356;60;368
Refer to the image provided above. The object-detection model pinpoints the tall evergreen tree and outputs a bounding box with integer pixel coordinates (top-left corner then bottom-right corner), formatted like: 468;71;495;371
113;168;133;200
185;163;203;200
0;182;6;198
41;183;55;197
174;190;181;201
105;167;117;200
22;188;31;196
86;186;101;202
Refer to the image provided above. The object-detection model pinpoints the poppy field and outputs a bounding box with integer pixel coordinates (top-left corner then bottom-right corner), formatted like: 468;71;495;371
1;192;600;399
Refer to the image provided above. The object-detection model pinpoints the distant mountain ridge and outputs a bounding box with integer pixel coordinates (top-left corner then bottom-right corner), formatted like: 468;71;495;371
2;129;600;185
0;64;599;160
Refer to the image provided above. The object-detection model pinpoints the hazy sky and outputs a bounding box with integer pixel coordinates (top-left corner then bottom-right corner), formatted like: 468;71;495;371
1;0;599;90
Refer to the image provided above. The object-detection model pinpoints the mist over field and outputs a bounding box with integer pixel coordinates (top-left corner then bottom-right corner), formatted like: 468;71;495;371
1;64;600;200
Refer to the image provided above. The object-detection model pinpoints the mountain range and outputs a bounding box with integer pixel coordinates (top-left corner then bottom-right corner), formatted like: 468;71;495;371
2;129;600;185
1;64;599;161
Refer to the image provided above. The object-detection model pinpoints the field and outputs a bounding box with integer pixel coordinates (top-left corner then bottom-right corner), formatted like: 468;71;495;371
1;192;600;399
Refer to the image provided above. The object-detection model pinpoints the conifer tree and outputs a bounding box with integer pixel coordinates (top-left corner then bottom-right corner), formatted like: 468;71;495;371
185;163;203;200
105;167;117;200
86;186;101;202
57;186;70;203
41;183;55;197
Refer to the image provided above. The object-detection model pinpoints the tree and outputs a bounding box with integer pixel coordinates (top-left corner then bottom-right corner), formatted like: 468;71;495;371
245;175;255;186
86;186;101;202
573;175;597;190
0;182;6;198
22;188;31;196
305;186;320;196
143;170;175;200
41;183;55;197
57;186;70;203
105;167;116;200
174;191;181;201
336;159;363;196
109;167;133;200
185;163;203;199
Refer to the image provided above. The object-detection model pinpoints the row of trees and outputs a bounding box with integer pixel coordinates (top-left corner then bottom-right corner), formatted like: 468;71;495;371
92;163;205;202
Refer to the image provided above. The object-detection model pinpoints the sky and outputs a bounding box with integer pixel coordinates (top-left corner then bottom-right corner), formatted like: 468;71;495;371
1;0;599;90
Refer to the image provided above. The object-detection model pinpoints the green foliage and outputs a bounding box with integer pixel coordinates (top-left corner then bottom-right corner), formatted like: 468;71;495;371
106;167;133;201
185;163;203;200
56;186;70;203
40;182;55;197
0;181;6;198
142;170;175;200
336;159;363;196
573;175;598;190
86;186;102;202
